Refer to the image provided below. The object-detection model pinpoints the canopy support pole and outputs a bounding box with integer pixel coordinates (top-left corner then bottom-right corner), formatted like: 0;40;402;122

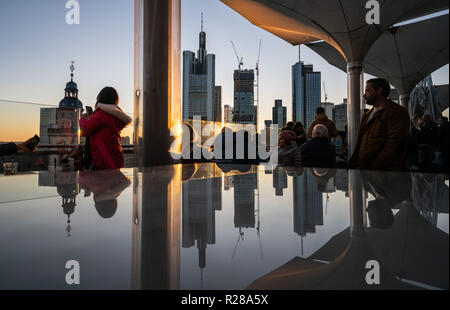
347;62;364;159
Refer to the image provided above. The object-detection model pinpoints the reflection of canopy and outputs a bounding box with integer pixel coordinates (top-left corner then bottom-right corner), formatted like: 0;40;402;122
248;203;449;290
221;0;448;61
305;14;449;97
248;234;412;290
368;202;449;290
221;0;449;155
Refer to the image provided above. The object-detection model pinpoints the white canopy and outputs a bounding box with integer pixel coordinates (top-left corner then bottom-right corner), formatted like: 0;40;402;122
306;14;449;98
221;0;449;62
221;0;449;155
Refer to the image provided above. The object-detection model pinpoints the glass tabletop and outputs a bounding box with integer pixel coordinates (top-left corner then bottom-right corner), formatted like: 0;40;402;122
0;164;448;290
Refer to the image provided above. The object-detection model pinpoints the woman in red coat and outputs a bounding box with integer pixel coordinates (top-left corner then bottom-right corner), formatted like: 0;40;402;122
80;87;132;170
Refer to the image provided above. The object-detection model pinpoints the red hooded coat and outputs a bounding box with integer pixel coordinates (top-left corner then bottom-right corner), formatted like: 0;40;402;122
79;109;127;170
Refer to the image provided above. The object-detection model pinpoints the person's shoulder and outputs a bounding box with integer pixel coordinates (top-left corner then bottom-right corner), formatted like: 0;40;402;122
390;101;409;120
299;139;311;151
95;108;116;121
387;100;407;113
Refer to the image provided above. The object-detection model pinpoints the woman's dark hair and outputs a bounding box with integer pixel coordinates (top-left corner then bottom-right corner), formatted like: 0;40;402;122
316;107;325;115
285;121;295;130
96;87;119;105
295;122;304;128
95;199;118;219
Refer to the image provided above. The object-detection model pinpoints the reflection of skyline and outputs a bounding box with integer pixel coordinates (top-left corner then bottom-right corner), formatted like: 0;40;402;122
334;169;349;196
224;175;233;191
233;172;257;229
0;164;447;290
293;169;324;239
273;168;287;196
182;176;222;272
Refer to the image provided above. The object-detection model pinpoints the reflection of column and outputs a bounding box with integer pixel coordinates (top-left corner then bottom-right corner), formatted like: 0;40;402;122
134;0;181;166
182;176;222;270
273;168;287;196
233;173;257;229
348;170;365;237
131;166;180;290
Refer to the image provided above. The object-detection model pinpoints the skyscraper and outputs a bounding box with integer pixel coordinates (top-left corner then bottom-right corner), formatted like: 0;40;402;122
214;86;222;123
224;104;233;123
292;60;321;129
233;69;255;124
333;100;348;132
183;16;217;122
272;99;287;128
321;101;334;121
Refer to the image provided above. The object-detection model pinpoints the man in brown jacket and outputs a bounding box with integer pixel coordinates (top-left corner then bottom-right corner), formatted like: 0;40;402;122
349;78;410;171
307;107;338;140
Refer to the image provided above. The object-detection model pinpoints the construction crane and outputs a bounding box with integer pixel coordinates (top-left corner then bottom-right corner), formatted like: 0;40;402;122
231;41;243;122
231;41;243;70
255;39;262;130
323;81;328;102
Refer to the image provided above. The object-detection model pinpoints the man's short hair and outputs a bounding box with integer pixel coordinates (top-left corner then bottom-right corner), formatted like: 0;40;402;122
316;107;325;115
367;78;391;98
312;124;328;138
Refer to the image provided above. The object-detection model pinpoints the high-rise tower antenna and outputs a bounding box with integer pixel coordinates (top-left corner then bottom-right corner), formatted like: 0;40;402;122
198;13;206;63
201;12;203;32
255;39;262;130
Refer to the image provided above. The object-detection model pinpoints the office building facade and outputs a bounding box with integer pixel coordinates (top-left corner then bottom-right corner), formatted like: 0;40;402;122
272;100;287;128
224;104;233;123
321;101;334;121
292;62;321;129
214;86;222;123
233;69;255;124
183;20;218;122
333;101;348;132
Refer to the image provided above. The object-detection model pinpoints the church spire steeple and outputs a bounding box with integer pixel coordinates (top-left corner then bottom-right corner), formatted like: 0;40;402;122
59;61;83;109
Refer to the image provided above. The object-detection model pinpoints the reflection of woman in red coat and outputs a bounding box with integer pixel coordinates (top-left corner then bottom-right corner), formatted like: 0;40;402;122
79;87;132;170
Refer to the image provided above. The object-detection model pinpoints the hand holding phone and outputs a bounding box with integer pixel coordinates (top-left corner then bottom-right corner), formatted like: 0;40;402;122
23;135;40;152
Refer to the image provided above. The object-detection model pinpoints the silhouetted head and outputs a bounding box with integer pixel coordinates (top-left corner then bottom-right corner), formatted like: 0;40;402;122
367;199;394;229
316;107;325;115
285;121;295;131
421;114;432;127
96;87;119;106
94;199;118;219
278;130;296;147
312;124;328;139
364;78;390;106
294;122;304;132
